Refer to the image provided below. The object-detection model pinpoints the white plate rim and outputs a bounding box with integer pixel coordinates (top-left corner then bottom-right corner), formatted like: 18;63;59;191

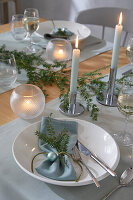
12;118;120;186
37;20;91;42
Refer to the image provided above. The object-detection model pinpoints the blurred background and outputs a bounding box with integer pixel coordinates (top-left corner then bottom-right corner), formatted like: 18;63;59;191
0;0;133;24
0;0;133;46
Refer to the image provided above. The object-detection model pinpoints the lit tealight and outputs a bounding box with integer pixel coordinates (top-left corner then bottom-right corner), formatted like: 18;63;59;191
46;39;72;62
53;48;67;61
10;84;45;120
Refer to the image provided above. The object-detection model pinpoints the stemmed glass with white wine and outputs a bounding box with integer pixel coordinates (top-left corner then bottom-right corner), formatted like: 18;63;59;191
23;8;40;54
114;81;133;146
126;38;133;67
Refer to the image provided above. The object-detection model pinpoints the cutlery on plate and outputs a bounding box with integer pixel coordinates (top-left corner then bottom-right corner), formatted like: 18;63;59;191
44;33;68;40
77;141;117;177
51;19;55;29
73;145;100;188
102;167;133;200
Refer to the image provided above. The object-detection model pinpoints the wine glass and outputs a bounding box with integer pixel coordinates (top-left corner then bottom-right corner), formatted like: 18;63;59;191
23;8;40;54
126;38;133;66
114;81;133;146
0;53;17;87
11;14;27;41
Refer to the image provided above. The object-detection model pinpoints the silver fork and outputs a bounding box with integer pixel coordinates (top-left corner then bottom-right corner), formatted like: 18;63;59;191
73;145;100;188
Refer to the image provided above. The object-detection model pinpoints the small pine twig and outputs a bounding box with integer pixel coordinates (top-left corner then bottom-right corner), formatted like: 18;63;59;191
36;114;69;153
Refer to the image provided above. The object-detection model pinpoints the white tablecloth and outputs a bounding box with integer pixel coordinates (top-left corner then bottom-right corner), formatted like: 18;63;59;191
0;96;133;200
0;64;133;200
1;26;133;199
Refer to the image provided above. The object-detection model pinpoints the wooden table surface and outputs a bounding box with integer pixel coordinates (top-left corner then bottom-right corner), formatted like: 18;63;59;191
0;20;129;126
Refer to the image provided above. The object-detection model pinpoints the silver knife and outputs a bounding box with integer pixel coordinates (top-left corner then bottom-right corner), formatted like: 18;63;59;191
77;141;117;177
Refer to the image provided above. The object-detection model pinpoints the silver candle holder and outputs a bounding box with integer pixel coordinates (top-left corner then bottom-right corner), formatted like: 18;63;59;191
59;92;85;116
97;67;118;107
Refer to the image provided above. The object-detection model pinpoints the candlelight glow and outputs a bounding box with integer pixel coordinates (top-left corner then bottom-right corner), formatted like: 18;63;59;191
22;98;36;112
53;48;66;60
75;35;79;48
25;99;31;105
119;12;123;25
58;49;64;55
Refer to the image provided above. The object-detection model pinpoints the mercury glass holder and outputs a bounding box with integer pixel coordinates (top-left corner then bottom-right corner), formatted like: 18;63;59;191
59;92;85;117
97;67;118;107
46;39;72;62
10;84;45;119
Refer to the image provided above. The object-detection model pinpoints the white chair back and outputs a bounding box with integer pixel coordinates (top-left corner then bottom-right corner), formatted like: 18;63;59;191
76;7;133;47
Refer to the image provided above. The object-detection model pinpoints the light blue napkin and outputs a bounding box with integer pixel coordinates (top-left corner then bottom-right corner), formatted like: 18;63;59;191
35;117;78;181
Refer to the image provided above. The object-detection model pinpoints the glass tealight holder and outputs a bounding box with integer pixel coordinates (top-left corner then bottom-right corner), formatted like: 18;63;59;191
0;53;17;87
46;39;72;62
10;84;45;120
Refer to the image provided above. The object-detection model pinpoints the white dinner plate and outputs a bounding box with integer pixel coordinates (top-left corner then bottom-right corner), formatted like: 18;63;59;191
12;118;120;186
37;20;91;43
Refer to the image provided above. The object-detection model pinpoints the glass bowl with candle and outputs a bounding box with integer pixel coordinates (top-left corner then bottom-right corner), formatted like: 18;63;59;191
10;84;45;120
46;39;72;62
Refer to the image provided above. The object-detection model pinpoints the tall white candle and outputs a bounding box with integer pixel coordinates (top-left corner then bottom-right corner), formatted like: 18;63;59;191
70;36;80;93
111;12;123;69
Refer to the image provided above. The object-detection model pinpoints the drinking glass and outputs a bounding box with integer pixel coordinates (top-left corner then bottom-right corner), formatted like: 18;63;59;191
11;14;27;41
0;54;17;86
114;82;133;146
23;8;40;54
126;38;133;66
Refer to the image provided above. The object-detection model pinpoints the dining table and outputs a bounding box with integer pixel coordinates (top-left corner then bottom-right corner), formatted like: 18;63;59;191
0;18;133;200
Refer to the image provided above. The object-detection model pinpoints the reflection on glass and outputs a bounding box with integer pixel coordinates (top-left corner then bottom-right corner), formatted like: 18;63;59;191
114;81;133;146
126;38;133;66
0;54;17;86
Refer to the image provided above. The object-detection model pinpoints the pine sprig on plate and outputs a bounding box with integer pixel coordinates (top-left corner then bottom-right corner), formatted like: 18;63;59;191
36;114;69;153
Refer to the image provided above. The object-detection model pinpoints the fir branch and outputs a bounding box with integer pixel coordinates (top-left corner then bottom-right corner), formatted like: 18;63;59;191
3;45;132;121
36;114;69;153
0;45;69;96
56;129;69;152
59;92;69;111
46;113;55;135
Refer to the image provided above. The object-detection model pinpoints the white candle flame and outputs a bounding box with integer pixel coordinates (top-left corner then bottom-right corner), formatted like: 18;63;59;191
75;35;79;48
119;12;123;25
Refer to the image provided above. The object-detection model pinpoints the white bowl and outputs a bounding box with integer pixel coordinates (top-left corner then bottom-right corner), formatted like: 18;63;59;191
12;118;120;186
37;20;91;43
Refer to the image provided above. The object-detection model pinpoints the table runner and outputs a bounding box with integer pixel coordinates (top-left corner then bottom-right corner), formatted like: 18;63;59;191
0;31;113;94
0;64;133;200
